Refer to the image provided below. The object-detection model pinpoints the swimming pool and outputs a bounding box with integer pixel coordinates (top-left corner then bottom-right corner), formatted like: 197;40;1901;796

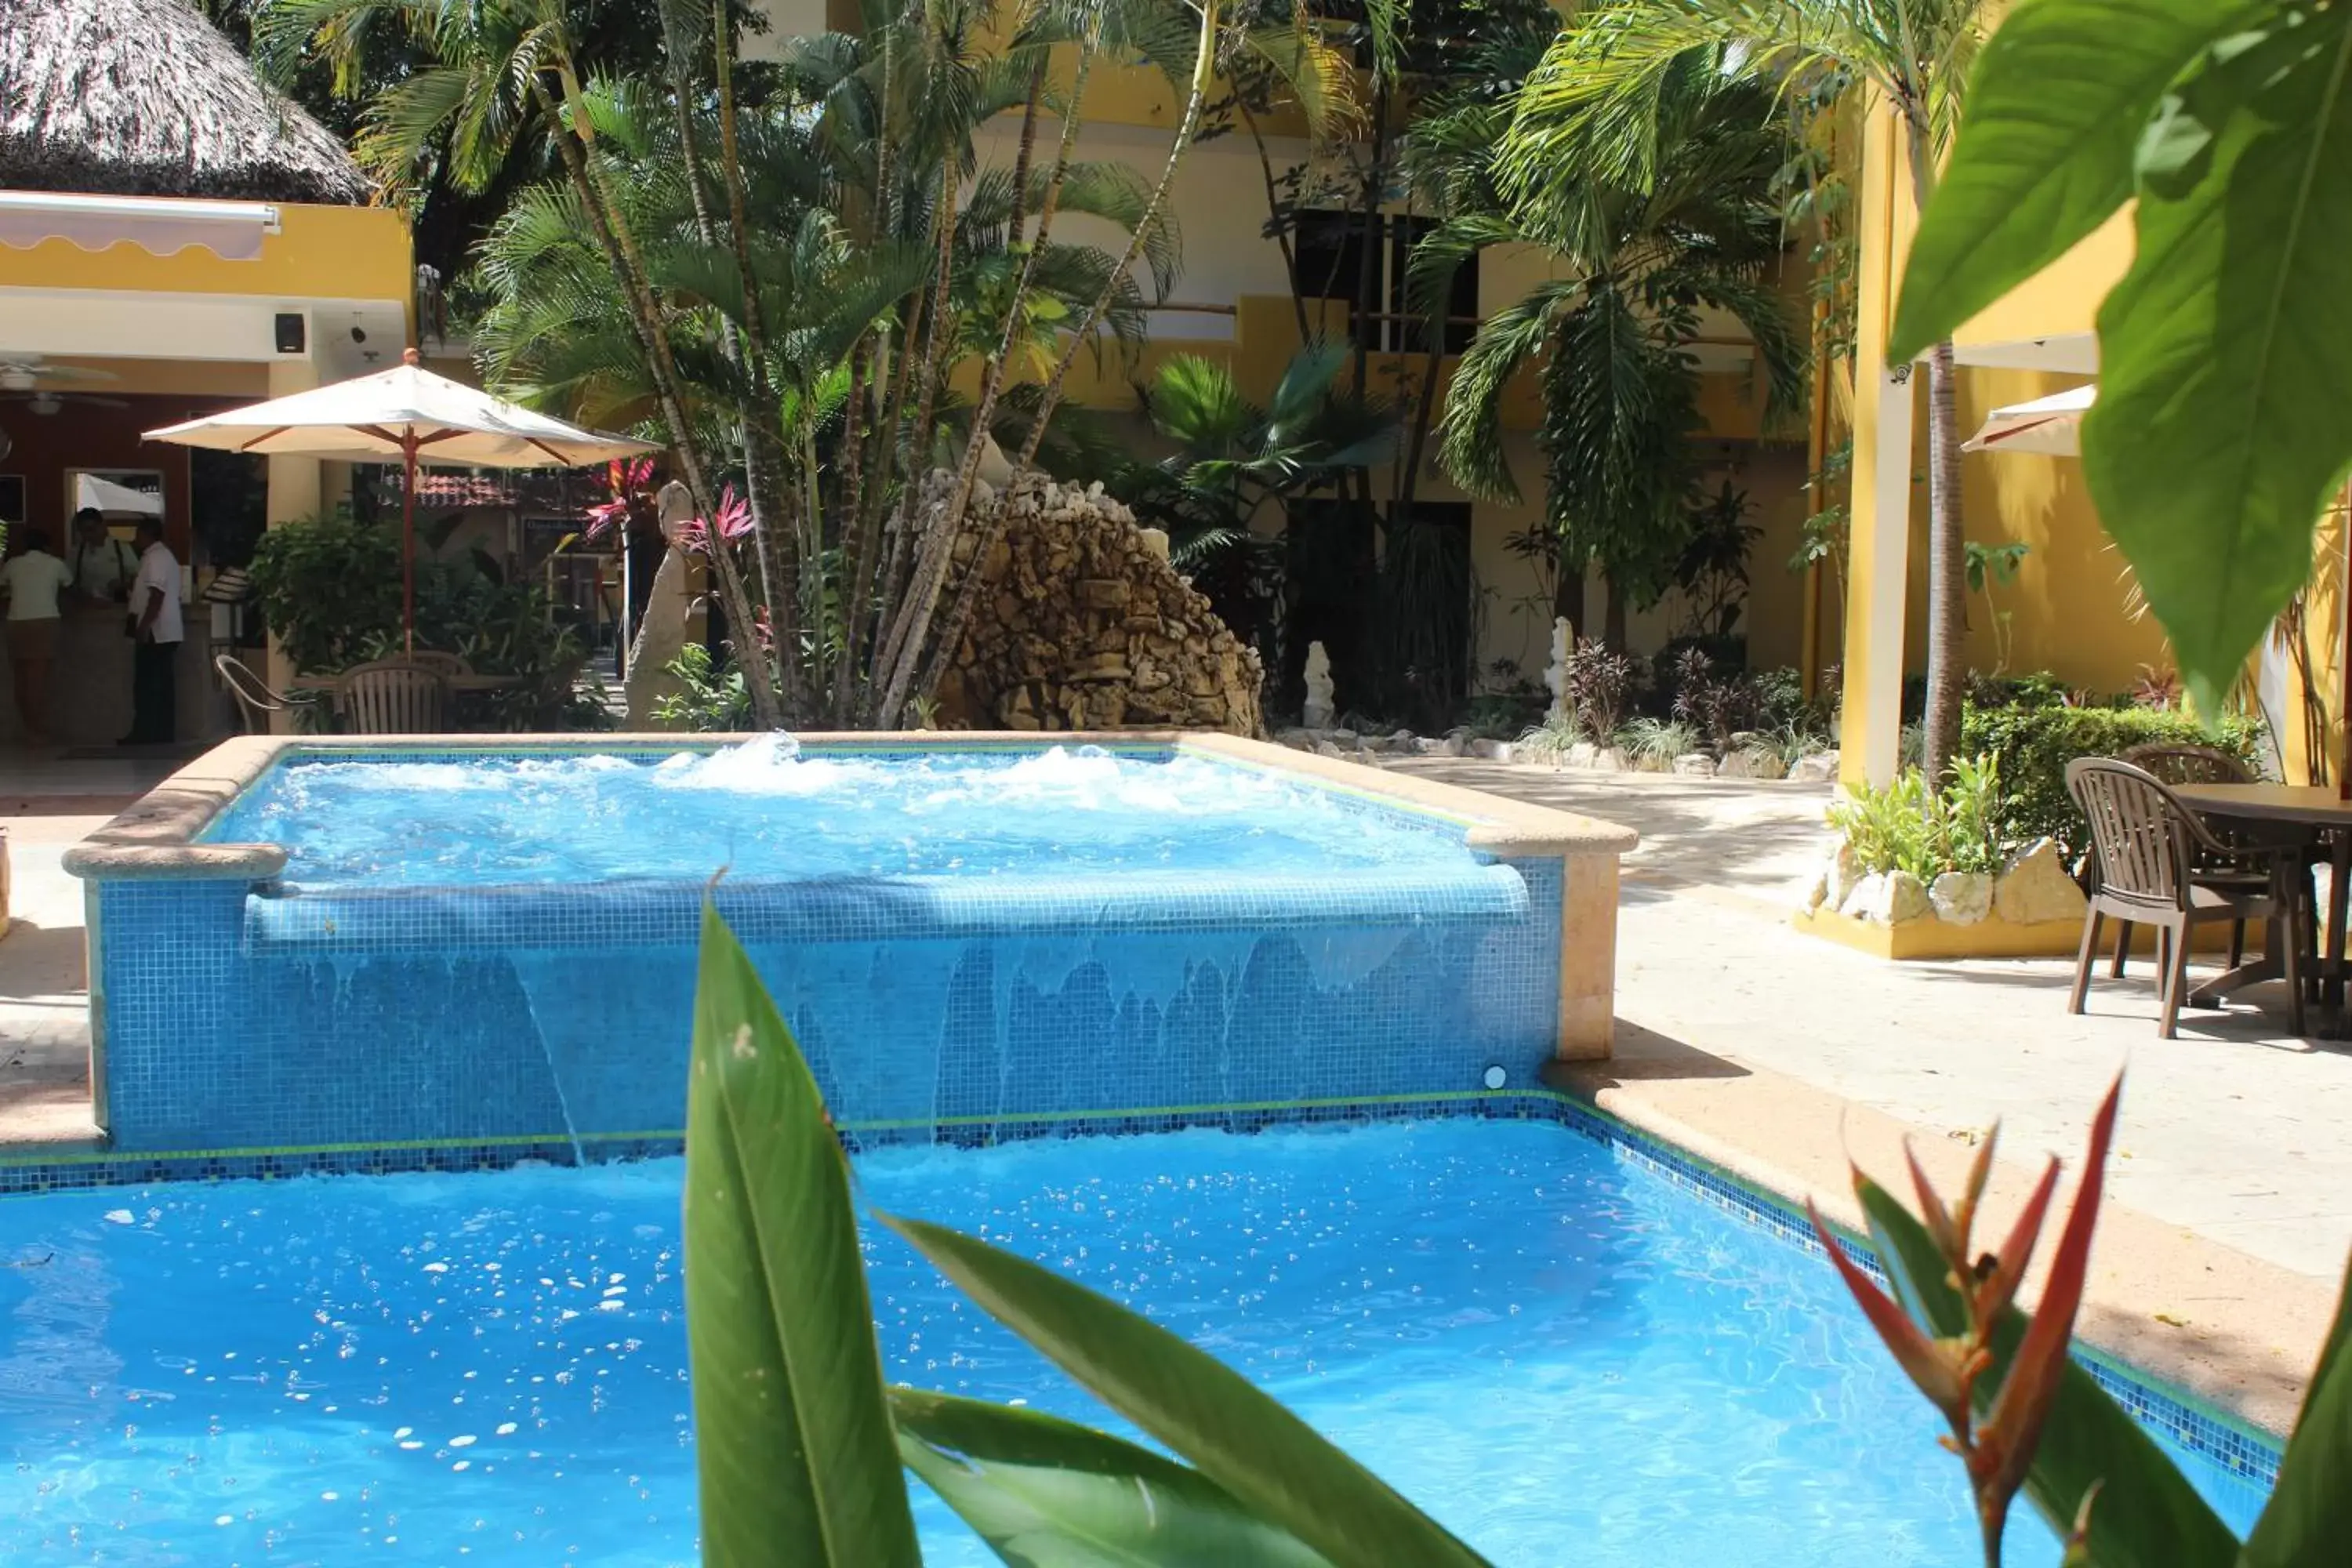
64;733;1632;1158
0;1118;2272;1564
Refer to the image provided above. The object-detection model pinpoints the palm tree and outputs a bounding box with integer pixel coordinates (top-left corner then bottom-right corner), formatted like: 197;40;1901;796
1504;0;1985;775
1421;42;1804;649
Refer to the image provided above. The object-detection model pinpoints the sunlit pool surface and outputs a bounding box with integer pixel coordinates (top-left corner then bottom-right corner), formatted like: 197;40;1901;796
203;740;1483;889
0;1120;2267;1565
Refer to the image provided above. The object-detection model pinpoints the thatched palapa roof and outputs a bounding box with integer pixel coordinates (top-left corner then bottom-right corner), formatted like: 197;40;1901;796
0;0;369;205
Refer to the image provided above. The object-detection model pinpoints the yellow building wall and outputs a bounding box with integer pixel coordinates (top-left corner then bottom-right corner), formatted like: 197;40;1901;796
0;203;414;305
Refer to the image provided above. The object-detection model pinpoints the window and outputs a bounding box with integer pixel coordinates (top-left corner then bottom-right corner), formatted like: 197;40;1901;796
1290;211;1478;354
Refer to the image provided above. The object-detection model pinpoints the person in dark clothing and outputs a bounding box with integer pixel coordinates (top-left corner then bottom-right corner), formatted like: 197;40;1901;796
121;517;182;746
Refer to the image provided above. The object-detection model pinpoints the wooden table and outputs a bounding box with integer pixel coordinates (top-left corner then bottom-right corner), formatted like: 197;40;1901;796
2174;782;2352;1025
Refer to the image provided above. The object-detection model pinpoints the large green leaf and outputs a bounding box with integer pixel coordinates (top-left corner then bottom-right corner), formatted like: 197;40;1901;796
2241;1256;2352;1566
879;1213;1494;1568
684;905;922;1567
2083;3;2352;710
1856;1176;2239;1568
1889;0;2255;362
892;1388;1334;1567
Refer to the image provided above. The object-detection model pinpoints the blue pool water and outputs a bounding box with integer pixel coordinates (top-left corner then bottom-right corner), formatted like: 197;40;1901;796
0;1121;2267;1565
204;741;1484;889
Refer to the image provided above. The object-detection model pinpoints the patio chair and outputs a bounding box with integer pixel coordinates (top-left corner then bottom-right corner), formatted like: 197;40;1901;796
214;653;321;735
2114;741;2322;988
2064;758;2305;1038
337;664;448;735
401;649;473;680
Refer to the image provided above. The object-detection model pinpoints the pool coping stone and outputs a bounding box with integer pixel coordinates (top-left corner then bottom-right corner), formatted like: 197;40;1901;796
57;731;1639;880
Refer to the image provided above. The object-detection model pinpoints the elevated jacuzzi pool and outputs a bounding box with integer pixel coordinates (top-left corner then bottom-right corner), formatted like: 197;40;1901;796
63;733;1634;1160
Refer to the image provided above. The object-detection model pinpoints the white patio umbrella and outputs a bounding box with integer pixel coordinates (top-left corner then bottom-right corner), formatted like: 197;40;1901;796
1962;383;2095;455
146;349;656;652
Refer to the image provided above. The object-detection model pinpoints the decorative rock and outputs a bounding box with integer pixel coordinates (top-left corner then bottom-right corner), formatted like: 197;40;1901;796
1313;741;1346;759
1839;872;1885;921
1565;741;1599;770
1302;641;1336;730
1826;843;1862;913
927;468;1263;735
1136;528;1171;560
1588;746;1629;773
1671;753;1719;777
1468;739;1514;764
1788;751;1841;785
1930;870;1994;925
1994;837;2089;925
1717;749;1786;780
1876;870;1933;925
1799;866;1830;912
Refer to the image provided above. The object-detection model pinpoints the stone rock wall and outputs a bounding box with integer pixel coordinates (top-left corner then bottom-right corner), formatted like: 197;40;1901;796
931;472;1265;735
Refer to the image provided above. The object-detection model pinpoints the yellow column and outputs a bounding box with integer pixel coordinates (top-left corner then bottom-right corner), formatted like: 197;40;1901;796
263;355;323;725
1837;103;1920;789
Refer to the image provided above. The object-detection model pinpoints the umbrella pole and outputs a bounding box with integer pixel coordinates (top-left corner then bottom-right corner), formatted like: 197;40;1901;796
403;435;418;658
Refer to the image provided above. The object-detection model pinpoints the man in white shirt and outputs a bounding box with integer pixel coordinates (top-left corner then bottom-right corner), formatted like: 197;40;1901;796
122;517;183;746
0;527;74;746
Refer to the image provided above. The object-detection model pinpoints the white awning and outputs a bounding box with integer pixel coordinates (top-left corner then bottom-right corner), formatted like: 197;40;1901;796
74;474;164;516
0;191;280;261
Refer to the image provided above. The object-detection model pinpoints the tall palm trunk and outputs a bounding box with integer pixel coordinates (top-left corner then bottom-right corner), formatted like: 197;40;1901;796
873;45;1102;722
1922;336;1966;779
886;15;1214;721
534;71;782;729
710;2;805;714
1909;122;1967;782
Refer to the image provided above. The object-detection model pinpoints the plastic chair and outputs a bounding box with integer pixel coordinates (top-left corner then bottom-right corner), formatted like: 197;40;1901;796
337;664;448;735
2064;758;2305;1038
2116;742;2255;787
402;649;473;680
214;653;321;735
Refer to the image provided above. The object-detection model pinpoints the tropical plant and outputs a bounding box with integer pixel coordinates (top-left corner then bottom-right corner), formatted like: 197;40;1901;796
1837;1074;2352;1568
1668;645;1759;753
1421;37;1804;649
1117;342;1396;573
263;0;1352;732
1887;0;2352;720
1511;0;1989;774
1618;713;1701;770
1563;633;1642;741
1827;757;2004;881
1675;480;1761;643
655;641;753;732
247;511;404;673
1964;539;2030;673
682;902;1494;1566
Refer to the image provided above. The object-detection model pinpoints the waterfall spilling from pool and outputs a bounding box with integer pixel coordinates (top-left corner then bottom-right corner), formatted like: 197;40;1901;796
86;737;1580;1155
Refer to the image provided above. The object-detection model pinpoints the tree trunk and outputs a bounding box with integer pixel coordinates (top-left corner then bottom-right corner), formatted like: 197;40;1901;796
1922;336;1967;780
1553;556;1585;637
536;71;780;728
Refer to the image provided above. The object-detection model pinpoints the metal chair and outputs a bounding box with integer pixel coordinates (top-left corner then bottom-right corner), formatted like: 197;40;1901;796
2115;742;2255;787
214;653;321;735
2065;758;2305;1038
336;664;448;735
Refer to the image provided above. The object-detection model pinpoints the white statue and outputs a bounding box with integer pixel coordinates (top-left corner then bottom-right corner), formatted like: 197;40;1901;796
1544;615;1573;726
1302;640;1335;730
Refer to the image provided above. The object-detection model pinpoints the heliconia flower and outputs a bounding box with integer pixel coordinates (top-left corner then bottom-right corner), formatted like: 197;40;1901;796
673;486;755;554
1808;1199;1967;1418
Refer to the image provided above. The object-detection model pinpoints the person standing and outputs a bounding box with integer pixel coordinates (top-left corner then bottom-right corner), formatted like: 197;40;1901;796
122;517;183;746
67;507;137;608
0;528;74;746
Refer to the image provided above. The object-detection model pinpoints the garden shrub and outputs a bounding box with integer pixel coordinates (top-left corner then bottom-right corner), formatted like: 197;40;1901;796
1959;701;2266;861
1827;753;2008;881
249;514;402;673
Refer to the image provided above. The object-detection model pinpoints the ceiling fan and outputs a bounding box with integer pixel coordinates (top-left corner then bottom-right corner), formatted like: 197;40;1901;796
0;357;128;415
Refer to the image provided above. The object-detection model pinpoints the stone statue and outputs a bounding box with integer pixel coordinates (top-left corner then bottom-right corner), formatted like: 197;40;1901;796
624;481;698;728
1302;640;1335;730
1544;615;1573;726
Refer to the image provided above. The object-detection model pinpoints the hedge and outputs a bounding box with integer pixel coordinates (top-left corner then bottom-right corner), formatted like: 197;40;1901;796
1959;702;2267;864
